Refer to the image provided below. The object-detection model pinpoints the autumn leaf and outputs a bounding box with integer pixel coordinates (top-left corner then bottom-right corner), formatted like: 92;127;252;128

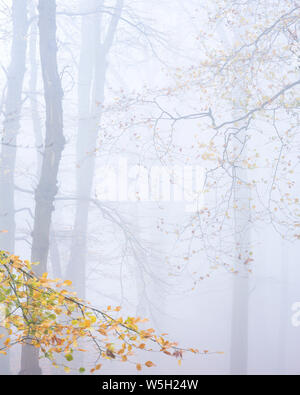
4;338;10;347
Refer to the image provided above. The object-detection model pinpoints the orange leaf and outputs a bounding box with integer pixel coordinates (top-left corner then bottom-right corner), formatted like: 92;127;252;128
145;361;155;368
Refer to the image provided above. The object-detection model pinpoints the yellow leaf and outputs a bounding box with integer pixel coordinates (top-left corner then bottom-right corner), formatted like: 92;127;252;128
82;320;91;328
64;366;70;374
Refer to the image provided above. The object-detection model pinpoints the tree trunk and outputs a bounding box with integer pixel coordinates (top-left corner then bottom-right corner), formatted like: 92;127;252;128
31;0;65;276
29;0;43;179
229;97;250;376
230;205;250;375
0;0;27;256
19;0;65;375
278;239;289;374
66;0;123;298
0;0;28;375
66;0;100;298
216;22;250;376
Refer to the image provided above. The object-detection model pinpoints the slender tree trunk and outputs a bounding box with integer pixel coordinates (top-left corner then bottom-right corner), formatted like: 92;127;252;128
0;0;27;256
29;0;43;179
230;40;251;375
31;0;65;276
216;22;250;375
278;240;289;374
0;0;28;375
66;0;123;298
229;71;250;374
19;0;65;375
229;70;250;375
66;0;99;298
230;175;250;375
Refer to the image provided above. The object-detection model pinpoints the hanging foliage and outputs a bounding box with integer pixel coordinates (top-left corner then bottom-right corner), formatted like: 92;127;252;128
0;252;200;373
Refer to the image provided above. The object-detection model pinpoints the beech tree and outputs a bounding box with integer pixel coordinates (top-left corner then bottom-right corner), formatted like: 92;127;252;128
0;0;299;376
102;0;299;374
0;0;28;375
66;0;124;298
20;0;65;375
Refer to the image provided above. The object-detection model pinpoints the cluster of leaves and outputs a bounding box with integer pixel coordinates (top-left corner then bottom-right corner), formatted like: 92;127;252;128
0;252;196;373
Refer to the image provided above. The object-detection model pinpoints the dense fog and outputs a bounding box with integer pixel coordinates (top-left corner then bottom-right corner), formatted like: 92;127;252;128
0;0;300;375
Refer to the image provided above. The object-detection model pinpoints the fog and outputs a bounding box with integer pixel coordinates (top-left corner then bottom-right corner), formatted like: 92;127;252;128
0;0;300;375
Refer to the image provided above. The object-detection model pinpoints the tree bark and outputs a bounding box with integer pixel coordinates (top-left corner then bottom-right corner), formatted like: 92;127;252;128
0;0;28;375
31;0;65;277
0;0;27;257
19;0;65;375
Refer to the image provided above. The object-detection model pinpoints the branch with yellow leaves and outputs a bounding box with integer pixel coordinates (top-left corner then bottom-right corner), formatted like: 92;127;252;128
0;252;218;373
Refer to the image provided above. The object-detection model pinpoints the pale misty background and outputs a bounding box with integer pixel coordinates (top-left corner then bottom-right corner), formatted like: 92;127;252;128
0;0;300;375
